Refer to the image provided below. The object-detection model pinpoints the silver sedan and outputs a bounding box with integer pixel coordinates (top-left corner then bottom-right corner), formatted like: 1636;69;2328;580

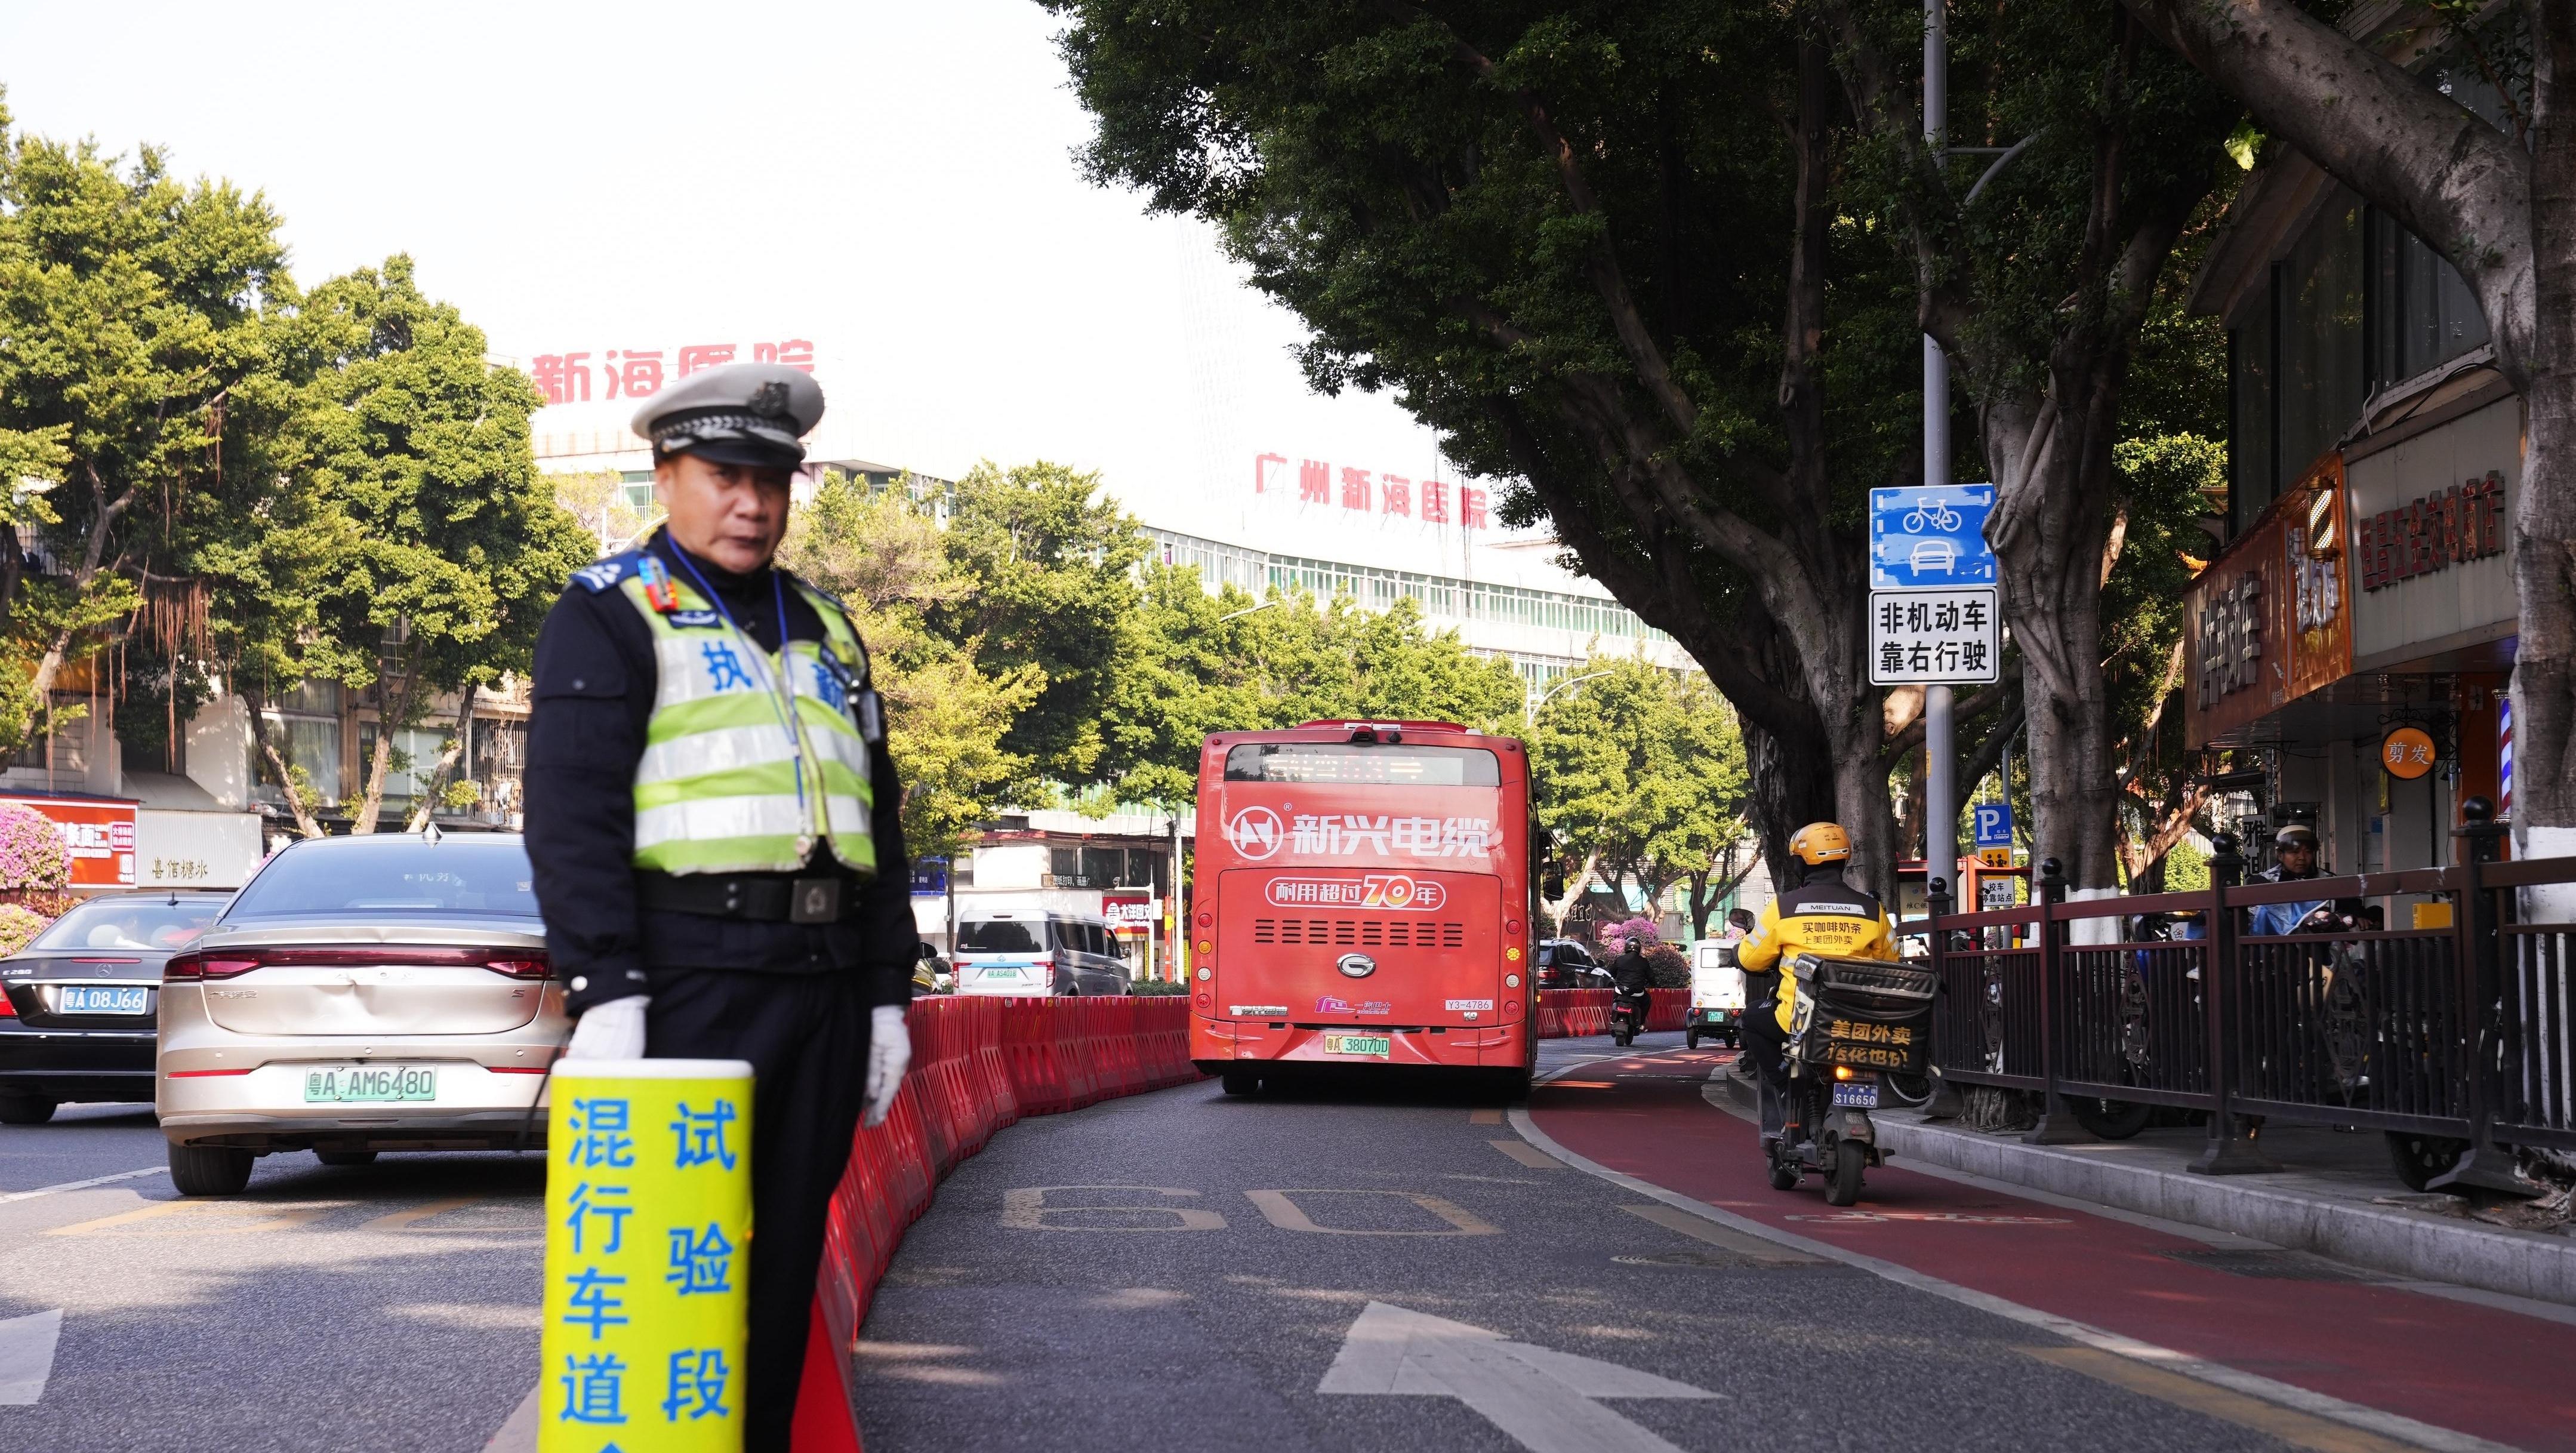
156;831;569;1195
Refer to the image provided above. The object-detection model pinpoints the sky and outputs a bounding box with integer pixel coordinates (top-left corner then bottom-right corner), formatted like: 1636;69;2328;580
0;1;1571;585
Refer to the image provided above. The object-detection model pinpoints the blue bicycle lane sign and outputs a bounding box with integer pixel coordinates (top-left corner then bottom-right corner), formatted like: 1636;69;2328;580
1869;484;1996;589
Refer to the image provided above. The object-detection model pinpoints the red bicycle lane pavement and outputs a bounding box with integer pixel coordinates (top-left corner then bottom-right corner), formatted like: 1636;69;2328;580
1528;1048;2576;1452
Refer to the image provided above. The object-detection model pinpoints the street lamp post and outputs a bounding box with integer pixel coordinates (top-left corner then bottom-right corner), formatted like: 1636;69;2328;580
1534;669;1613;716
1218;597;1282;624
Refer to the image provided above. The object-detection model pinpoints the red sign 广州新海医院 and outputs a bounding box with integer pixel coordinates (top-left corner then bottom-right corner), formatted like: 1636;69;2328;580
1252;453;1489;529
527;340;816;407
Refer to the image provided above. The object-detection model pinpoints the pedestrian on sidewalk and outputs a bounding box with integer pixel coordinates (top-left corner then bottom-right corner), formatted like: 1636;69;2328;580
524;362;918;1452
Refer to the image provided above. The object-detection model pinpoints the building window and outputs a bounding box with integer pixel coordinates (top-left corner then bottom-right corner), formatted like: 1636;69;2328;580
2276;196;2366;498
2367;208;2489;387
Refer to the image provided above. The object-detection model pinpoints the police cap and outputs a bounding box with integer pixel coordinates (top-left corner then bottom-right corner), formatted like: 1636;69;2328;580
630;362;824;470
2274;823;2318;849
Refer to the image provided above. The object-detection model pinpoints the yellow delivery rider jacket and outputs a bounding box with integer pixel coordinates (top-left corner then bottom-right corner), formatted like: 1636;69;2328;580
1735;876;1899;1033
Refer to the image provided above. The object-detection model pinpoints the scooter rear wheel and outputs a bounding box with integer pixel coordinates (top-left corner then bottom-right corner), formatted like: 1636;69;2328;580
1824;1141;1866;1206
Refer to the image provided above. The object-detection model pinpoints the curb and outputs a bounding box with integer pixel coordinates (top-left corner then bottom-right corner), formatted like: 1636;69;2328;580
1870;1102;2576;1309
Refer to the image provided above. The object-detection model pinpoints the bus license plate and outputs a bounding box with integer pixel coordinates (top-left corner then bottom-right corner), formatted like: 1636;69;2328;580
1323;1034;1391;1058
303;1066;437;1104
1831;1080;1879;1109
61;985;148;1014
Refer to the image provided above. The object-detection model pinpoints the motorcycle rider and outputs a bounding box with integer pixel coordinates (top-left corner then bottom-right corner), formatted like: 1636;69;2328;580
1607;932;1654;1038
1734;823;1899;1147
2249;824;2332;936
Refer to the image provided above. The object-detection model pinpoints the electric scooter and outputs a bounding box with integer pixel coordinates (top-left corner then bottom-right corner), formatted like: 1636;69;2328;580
1759;953;1939;1207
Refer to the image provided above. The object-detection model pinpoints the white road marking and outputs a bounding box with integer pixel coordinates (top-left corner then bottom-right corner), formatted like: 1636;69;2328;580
1318;1300;1717;1453
0;1309;63;1405
0;1165;166;1205
482;1381;538;1453
1506;1096;2520;1453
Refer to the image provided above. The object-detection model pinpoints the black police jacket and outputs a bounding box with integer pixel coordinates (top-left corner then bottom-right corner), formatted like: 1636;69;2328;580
525;528;916;1018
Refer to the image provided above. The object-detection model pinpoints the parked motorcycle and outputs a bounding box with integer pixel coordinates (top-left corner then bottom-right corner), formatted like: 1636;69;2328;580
1760;952;1940;1207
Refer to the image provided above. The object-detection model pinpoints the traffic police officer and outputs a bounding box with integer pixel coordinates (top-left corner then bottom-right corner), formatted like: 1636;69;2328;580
526;361;914;1452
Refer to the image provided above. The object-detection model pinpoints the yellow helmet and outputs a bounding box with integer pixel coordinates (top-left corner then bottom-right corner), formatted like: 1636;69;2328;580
1789;821;1852;866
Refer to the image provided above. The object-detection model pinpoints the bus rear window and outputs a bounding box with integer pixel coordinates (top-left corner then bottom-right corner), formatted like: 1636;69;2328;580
1224;743;1499;786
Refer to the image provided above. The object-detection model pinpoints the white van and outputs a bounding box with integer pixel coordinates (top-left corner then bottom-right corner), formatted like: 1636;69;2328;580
1687;938;1748;1049
951;910;1131;997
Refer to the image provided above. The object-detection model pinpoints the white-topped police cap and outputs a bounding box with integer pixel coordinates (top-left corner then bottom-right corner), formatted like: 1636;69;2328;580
630;362;825;470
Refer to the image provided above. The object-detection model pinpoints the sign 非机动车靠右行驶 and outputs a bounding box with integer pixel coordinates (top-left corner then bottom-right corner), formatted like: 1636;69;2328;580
1868;587;2001;685
1870;484;1996;589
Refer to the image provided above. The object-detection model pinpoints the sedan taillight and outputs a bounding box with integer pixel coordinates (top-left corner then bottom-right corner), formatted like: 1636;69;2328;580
162;953;262;981
162;947;549;980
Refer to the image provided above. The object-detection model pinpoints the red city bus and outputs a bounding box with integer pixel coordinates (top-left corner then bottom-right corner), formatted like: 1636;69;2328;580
1187;719;1535;1094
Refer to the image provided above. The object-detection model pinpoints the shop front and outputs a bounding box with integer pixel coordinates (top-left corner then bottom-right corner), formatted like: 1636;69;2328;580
2184;392;2519;908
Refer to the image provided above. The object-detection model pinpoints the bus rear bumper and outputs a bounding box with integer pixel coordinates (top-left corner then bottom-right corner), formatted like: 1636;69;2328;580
1191;1015;1524;1074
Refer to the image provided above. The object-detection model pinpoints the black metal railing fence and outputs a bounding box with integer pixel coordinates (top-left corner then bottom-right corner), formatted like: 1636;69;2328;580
1918;799;2576;1177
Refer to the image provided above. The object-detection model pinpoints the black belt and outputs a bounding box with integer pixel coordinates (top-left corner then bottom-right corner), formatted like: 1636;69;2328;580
636;870;856;924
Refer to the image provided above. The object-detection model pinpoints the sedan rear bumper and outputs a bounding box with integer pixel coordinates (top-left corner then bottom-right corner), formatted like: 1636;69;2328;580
0;1025;156;1102
160;1061;554;1149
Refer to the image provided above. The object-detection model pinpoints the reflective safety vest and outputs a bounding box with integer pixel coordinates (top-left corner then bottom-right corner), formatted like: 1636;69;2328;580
617;570;876;877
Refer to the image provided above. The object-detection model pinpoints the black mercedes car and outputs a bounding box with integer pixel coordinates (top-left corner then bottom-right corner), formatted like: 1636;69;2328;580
0;890;230;1123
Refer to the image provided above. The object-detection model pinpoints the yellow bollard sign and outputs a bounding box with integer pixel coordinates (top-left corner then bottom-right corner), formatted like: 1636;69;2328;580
540;1058;754;1452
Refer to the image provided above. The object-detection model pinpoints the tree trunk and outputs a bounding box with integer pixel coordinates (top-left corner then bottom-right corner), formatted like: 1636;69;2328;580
1543;851;1599;937
351;657;419;836
2519;5;2576;866
403;691;474;833
242;682;325;841
1742;713;1839;899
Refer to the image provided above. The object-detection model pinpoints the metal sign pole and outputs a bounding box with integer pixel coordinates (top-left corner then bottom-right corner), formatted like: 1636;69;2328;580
1922;0;1956;903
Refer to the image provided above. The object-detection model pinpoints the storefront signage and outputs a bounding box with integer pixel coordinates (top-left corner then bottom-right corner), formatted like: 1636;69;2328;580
1102;889;1156;932
526;338;816;407
2195;571;2263;705
2356;472;2506;592
1;795;137;890
2381;725;2437;780
2185;457;2352;747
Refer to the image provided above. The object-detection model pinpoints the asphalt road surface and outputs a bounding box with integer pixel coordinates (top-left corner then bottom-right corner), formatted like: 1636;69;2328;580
0;1101;541;1452
848;1033;2555;1453
3;1036;2565;1452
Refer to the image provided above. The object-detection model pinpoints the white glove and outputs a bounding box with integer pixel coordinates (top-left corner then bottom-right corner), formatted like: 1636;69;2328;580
562;996;650;1062
863;1003;911;1127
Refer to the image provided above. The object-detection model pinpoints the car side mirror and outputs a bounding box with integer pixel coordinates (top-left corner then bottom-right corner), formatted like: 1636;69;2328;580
916;941;938;962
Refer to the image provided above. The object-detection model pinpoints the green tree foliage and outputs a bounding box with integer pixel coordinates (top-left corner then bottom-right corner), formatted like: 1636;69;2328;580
1530;657;1749;937
930;461;1147;788
292;257;594;833
780;472;1043;859
1040;0;1934;894
0;100;291;755
1099;568;1527;807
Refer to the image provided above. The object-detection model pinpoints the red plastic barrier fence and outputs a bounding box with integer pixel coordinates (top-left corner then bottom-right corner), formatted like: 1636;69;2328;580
1532;987;1689;1038
796;994;1205;1448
